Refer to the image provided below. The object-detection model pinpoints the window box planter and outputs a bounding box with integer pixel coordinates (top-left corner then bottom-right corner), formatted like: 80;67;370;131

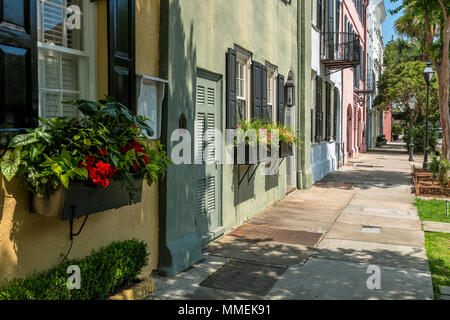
278;141;294;158
31;178;143;221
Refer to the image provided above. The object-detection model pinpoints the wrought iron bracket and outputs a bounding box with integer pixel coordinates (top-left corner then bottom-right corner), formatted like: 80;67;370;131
355;90;374;107
237;163;260;188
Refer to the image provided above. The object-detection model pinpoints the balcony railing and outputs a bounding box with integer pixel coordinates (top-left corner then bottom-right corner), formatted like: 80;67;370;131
321;32;361;71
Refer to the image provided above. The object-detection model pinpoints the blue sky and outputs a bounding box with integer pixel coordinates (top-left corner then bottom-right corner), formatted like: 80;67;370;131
382;0;403;44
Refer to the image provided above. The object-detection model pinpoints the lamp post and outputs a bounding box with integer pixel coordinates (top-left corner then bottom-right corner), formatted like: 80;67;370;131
408;95;417;161
422;60;435;169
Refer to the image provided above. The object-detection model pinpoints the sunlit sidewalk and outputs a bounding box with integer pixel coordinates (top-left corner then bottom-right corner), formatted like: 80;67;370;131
148;143;433;300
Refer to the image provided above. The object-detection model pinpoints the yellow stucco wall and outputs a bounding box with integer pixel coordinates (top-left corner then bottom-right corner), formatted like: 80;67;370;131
0;0;161;286
136;0;160;77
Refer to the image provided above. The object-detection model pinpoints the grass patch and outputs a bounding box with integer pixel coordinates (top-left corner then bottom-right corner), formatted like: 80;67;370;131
424;232;450;299
414;198;450;223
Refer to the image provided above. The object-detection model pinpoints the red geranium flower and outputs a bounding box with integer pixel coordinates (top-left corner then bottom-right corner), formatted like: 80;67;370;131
86;155;96;167
96;147;108;157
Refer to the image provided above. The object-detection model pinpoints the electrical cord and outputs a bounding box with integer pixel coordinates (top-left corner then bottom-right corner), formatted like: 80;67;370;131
60;238;73;265
60;214;89;265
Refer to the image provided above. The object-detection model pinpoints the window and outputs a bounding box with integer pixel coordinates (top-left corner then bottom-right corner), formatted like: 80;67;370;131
37;0;96;119
235;50;251;122
267;67;276;122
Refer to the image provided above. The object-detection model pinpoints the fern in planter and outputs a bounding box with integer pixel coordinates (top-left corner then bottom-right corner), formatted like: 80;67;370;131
0;97;170;200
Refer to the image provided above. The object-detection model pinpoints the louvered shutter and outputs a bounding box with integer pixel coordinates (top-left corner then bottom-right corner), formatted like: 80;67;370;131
195;81;216;164
251;61;262;119
226;48;237;129
333;87;339;140
196;176;216;219
326;82;331;140
261;65;268;121
315;76;323;141
108;0;136;112
317;0;322;30
0;0;38;129
277;74;285;125
336;0;340;33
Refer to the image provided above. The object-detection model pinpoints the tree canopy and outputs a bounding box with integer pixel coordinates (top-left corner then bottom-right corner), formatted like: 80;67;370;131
374;60;439;124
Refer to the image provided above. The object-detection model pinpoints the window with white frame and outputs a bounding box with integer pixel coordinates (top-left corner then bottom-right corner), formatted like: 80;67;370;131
267;67;275;122
37;0;96;119
235;50;251;122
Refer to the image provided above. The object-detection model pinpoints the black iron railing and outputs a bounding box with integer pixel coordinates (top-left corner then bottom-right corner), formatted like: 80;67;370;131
321;32;361;70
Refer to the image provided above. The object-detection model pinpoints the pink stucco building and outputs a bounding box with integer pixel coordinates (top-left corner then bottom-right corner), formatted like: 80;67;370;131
341;0;367;159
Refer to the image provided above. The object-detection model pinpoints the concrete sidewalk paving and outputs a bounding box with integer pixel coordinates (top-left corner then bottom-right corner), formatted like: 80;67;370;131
148;144;434;300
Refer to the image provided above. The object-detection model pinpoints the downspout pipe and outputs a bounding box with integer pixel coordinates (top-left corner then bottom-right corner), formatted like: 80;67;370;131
363;0;369;152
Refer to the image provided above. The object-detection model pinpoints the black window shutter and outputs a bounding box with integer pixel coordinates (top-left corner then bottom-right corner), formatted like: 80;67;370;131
318;0;323;30
277;74;285;125
325;82;331;141
261;65;268;121
108;0;136;112
336;0;340;33
0;0;38;129
226;48;237;129
333;87;339;140
251;61;262;119
315;76;322;141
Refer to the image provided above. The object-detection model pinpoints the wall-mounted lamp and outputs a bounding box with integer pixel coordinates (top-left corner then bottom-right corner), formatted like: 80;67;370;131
284;73;295;108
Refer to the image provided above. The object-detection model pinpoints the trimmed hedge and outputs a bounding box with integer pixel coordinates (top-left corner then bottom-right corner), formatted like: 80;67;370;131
0;239;148;300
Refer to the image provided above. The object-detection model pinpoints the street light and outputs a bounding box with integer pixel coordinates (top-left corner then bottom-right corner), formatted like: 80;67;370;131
408;94;417;161
422;60;435;169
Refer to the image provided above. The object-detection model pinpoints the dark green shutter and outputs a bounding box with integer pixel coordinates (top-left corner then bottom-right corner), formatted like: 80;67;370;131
226;48;237;129
325;82;331;141
317;0;322;30
277;74;285;125
333;87;339;140
251;61;262;119
336;0;340;33
0;0;38;129
315;76;323;141
261;65;268;121
108;0;136;112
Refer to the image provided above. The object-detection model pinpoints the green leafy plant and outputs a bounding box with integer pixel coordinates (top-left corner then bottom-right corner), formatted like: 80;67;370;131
438;159;449;187
429;153;441;181
0;239;148;300
0;97;170;198
392;124;403;136
234;119;302;149
403;124;438;154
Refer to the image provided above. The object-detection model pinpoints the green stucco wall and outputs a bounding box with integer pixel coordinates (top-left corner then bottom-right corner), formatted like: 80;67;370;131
158;0;311;275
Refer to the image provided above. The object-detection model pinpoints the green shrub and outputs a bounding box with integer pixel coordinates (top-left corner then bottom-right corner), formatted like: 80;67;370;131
429;153;441;179
438;159;450;187
392;124;403;135
0;239;148;300
403;124;438;154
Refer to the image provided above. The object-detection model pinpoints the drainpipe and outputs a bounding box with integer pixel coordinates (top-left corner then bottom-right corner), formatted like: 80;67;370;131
363;0;369;152
296;0;313;189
